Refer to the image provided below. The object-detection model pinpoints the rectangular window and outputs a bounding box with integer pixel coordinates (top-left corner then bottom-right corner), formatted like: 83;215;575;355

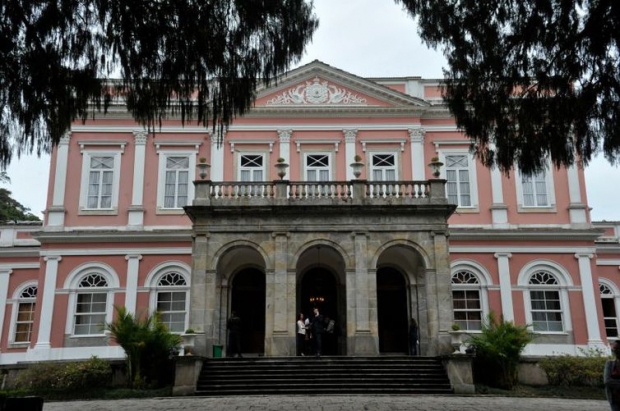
305;154;330;181
522;171;549;207
602;298;619;338
14;302;35;343
239;154;264;182
530;290;563;332
74;292;107;335
157;291;187;333
370;154;396;181
445;155;471;207
452;290;482;331
87;156;114;209
164;156;190;208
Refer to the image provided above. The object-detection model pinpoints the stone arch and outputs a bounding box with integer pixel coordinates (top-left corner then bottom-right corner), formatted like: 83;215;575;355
212;240;269;285
291;238;352;271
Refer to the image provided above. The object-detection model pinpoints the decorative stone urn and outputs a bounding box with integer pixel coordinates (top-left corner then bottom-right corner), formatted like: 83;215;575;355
350;155;365;178
181;330;196;356
449;330;466;354
275;158;289;180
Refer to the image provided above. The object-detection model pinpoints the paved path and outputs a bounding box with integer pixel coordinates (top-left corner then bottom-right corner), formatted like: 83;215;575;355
43;395;610;411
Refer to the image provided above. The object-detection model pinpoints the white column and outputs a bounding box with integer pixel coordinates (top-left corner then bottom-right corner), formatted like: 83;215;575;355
344;129;358;180
277;130;292;164
34;256;61;351
408;128;425;180
210;133;225;182
490;166;508;227
48;133;71;227
0;269;12;351
567;164;587;224
575;253;605;348
124;254;142;315
128;131;147;227
494;253;514;322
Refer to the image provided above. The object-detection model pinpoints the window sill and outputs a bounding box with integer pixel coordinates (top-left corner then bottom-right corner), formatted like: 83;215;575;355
517;206;557;213
78;208;118;216
156;208;186;215
70;334;107;338
455;207;479;213
8;342;30;348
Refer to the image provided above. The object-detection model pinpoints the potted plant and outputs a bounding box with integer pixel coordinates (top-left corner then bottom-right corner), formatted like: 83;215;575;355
274;157;289;180
350;154;365;178
196;158;211;180
182;329;196;356
428;156;444;178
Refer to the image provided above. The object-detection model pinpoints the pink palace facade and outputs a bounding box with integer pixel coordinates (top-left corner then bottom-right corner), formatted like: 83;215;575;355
0;60;619;364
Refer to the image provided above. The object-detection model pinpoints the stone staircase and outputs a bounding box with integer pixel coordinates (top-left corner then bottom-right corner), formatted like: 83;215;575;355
195;356;453;395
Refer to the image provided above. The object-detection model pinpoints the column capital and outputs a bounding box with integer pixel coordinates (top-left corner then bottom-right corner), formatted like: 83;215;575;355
43;256;62;263
343;129;358;143
125;254;143;261
575;253;594;260
0;268;12;276
277;129;292;142
133;130;148;145
59;132;71;145
408;127;426;143
494;252;512;259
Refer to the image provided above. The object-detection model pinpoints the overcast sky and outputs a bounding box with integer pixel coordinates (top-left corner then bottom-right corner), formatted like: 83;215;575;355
2;0;619;222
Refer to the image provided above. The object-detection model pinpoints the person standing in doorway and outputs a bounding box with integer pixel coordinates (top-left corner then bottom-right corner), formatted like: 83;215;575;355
227;311;242;358
312;307;325;357
296;313;306;356
409;318;419;356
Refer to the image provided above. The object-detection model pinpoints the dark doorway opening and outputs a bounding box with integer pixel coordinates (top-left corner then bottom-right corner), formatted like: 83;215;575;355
377;267;409;353
230;268;265;355
300;267;339;355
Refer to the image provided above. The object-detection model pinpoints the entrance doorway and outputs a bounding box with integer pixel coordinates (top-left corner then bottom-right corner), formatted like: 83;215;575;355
300;267;339;355
377;267;409;353
230;268;265;355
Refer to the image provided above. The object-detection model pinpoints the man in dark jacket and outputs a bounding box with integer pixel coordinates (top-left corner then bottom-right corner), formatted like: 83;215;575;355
312;307;324;357
227;311;242;357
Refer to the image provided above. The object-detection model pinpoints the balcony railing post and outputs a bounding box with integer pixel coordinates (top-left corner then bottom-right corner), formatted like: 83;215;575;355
429;179;447;199
193;180;212;205
352;179;367;199
275;180;289;199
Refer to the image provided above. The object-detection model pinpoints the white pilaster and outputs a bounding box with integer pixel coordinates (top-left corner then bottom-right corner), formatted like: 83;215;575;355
567;164;587;224
128;131;147;227
277;130;292;164
576;253;605;348
124;254;142;315
408;128;425;180
210;134;225;182
0;269;12;351
490;166;508;227
48;133;71;227
494;253;514;322
344;129;358;180
34;256;61;352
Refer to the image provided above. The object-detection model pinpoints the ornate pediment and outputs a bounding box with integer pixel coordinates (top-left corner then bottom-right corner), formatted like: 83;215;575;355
266;77;367;106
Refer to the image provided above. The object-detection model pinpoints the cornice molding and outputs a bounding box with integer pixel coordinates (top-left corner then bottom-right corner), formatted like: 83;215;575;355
33;230;193;244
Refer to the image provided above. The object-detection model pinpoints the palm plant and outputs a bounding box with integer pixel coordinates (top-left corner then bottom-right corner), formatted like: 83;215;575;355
107;306;181;388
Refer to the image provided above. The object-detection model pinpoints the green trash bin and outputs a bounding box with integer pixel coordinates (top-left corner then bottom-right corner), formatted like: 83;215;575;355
213;344;223;358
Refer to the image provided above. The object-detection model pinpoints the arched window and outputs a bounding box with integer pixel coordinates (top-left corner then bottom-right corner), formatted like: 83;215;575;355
74;273;110;335
155;272;188;333
528;271;563;332
451;270;484;331
11;284;37;344
600;282;619;338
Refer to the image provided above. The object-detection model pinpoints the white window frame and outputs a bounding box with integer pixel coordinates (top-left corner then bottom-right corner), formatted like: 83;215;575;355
437;149;479;210
145;262;192;334
518;261;572;335
600;279;620;340
369;152;399;181
304;152;332;182
237;152;266;182
64;263;119;337
515;164;556;211
79;150;122;213
156;151;197;211
450;261;491;332
8;282;37;345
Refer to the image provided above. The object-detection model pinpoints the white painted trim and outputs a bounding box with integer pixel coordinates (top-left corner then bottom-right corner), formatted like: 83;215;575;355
144;261;192;287
495;253;515;322
52;135;70;207
131;133;147;207
567;164;582;203
598;260;620;266
63;262;121;289
79;150;122;211
7;281;38;345
0;269;12;350
368;151;400;181
22;345;126;364
515;164;556;209
0;263;40;270
34;256;61;350
230;140;275;153
437;148;479;209
295;139;339;153
210;139;225;182
303;151;333;181
517;260;574;286
71;124;462;133
156;150;197;210
360;139;406;152
450;261;492;330
236;151;268;182
450;246;597;254
125;255;142;315
40;247;192;257
409;128;425;180
78;140;128;153
576;253;603;344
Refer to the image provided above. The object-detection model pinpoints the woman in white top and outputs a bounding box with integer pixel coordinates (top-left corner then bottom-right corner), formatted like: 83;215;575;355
296;313;307;356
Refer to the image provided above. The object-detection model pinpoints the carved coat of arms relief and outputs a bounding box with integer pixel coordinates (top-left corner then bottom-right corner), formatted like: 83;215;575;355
266;77;367;106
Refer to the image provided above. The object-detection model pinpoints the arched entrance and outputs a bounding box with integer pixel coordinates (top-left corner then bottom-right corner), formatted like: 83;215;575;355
377;267;409;354
300;267;339;355
230;268;265;355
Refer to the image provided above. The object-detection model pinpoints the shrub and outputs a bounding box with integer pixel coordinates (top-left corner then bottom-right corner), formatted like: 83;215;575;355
468;312;533;390
15;357;112;392
539;348;608;387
